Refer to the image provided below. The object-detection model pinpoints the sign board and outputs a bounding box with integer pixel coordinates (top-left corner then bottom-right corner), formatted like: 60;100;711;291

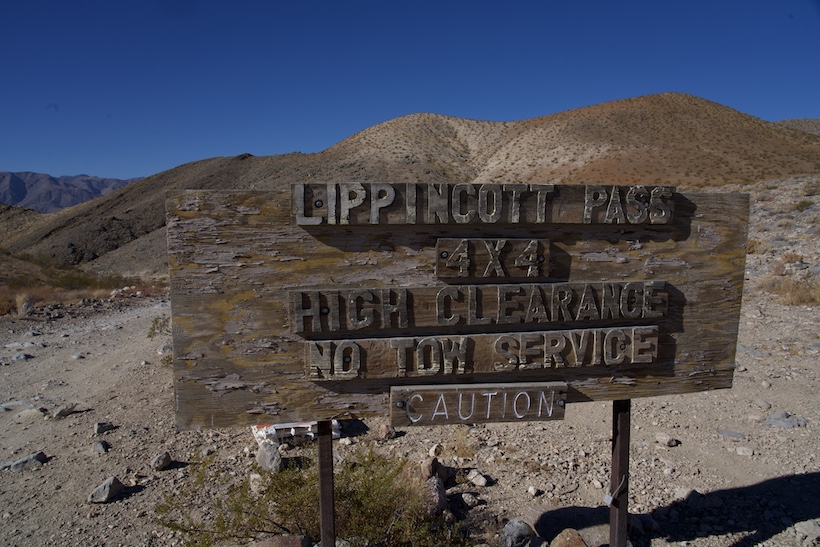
166;183;748;429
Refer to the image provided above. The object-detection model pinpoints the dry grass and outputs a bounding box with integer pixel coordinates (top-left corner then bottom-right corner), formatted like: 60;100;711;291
0;251;148;316
758;276;820;306
746;239;764;254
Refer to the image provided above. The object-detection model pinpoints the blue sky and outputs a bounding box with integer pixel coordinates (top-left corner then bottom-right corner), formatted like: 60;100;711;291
2;1;819;179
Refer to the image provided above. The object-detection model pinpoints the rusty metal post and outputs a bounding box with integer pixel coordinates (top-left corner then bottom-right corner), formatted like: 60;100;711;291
317;420;336;545
610;399;631;547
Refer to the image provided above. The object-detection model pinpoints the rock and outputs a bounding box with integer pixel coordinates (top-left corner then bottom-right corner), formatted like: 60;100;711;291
500;519;535;547
765;410;807;428
424;476;447;516
461;492;480;508
377;422;396;440
151;451;172;471
256;440;283;472
467;468;489;487
249;472;265;495
88;476;126;503
10;451;48;472
655;432;681;447
94;422;115;435
736;446;754;456
92;441;111;454
528;485;544;497
428;443;442;457
157;343;173;356
52;403;78;419
550;528;588;547
420;456;438;480
716;428;746;440
15;408;46;422
591;479;603;489
11;352;34;361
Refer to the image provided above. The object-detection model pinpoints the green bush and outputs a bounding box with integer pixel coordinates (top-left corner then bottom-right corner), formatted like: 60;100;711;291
156;448;468;546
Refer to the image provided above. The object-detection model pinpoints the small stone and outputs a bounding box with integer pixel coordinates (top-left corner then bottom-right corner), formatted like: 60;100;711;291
527;485;543;497
765;410;807;429
72;354;85;360
424;476;447;516
550;528;589;547
377;423;397;440
52;403;78;419
248;472;265;495
736;446;754;456
592;479;603;489
338;437;352;446
467;468;488;487
428;443;442;457
500;519;535;547
256;440;283;472
754;399;772;410
461;492;480;508
14;408;46;422
10;451;48;472
11;353;34;361
92;441;111;454
420;457;438;480
94;422;115;435
655;432;681;447
88;476;126;503
151;451;172;471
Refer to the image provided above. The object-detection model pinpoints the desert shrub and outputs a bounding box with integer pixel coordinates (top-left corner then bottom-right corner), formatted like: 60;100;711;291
780;252;803;264
148;316;172;339
745;239;764;254
794;199;813;212
770;261;786;276
156;448;468;547
803;179;820;196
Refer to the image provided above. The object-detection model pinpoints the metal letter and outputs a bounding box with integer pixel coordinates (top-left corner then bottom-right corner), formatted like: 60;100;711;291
513;391;531;418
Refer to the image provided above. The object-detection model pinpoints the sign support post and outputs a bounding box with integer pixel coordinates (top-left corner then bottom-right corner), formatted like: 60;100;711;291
317;420;336;545
609;399;631;547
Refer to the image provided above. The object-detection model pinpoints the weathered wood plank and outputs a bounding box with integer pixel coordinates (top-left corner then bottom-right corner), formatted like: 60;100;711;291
167;184;748;429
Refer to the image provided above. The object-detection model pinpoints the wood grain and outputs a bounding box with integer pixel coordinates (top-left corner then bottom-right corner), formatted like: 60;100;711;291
167;184;748;429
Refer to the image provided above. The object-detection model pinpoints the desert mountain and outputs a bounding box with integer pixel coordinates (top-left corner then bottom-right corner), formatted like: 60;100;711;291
0;172;138;213
2;92;819;278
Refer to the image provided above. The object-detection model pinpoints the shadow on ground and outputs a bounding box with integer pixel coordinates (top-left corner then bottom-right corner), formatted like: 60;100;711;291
535;472;820;546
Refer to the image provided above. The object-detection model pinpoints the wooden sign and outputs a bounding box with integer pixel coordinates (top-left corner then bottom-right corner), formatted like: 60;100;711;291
166;183;748;429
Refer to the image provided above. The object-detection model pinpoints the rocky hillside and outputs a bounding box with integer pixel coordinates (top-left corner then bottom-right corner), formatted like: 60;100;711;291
2;92;819;279
0;172;137;213
776;119;820;136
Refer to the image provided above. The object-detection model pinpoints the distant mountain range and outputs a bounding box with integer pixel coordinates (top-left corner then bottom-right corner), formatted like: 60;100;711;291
1;92;819;280
0;172;139;213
